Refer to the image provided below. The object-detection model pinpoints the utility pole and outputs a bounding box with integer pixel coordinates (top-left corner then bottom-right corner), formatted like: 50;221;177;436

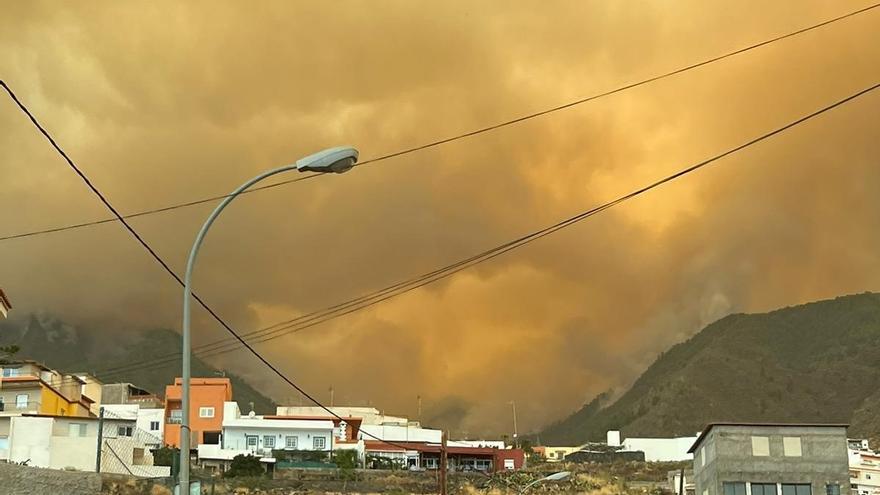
329;386;334;408
95;406;104;473
440;431;448;495
417;395;422;423
509;401;518;446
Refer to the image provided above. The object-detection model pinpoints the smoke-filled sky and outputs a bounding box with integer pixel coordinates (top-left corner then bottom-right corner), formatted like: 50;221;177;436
1;1;879;436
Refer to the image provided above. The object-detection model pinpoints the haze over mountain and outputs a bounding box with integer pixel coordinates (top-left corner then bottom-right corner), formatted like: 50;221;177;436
0;314;276;414
540;292;880;445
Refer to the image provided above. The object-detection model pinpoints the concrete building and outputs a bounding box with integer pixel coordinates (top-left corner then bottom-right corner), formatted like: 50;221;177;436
164;377;231;448
848;440;880;495
100;383;163;409
0;361;94;417
0;413;169;477
690;423;850;495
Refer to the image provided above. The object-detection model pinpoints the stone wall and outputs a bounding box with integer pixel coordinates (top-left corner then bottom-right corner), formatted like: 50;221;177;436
0;462;101;495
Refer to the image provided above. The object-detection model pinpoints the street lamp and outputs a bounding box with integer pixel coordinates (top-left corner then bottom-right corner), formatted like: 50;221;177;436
178;146;358;492
520;471;571;494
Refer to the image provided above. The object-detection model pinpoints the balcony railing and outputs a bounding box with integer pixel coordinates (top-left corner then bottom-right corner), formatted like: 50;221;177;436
0;401;41;412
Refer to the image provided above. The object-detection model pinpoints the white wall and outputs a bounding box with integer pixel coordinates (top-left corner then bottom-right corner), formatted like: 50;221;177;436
622;436;697;462
359;424;441;443
102;404;164;446
9;416;53;467
221;417;335;454
136;409;164;444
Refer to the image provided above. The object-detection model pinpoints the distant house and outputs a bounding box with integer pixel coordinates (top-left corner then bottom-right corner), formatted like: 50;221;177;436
0;361;94;417
0;413;169;477
100;382;164;409
848;439;880;495
164;377;231;448
689;423;850;495
542;445;582;462
197;402;343;474
101;404;165;449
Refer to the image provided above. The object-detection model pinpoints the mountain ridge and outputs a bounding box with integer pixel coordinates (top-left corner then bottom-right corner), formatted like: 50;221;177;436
540;292;880;445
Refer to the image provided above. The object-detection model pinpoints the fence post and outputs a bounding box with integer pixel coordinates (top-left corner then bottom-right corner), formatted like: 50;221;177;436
95;406;104;473
440;431;448;495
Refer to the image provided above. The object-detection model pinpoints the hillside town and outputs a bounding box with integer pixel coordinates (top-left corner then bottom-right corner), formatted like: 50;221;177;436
3;350;880;495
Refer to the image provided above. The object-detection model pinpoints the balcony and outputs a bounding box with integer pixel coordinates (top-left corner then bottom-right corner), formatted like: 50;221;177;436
0;400;41;414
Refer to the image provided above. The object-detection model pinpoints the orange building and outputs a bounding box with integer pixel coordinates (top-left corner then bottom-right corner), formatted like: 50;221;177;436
163;377;232;448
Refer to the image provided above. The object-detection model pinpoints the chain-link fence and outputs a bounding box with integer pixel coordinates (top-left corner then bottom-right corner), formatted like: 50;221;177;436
99;406;172;477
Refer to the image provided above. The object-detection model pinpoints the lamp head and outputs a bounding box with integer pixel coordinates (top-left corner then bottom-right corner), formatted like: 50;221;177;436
296;146;359;174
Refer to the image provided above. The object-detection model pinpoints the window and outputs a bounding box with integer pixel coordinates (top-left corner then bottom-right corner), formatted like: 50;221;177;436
751;436;770;456
199;407;215;418
753;484;778;495
782;484;812;495
783;437;802;457
724;482;747;495
826;484;840;495
69;423;87;437
425;458;439;469
475;459;492;471
313;436;326;450
168;409;182;424
246;436;258;447
285;436;298;449
867;475;873;480
3;368;20;377
149;421;160;431
263;435;275;448
15;394;28;409
117;426;133;437
699;447;705;467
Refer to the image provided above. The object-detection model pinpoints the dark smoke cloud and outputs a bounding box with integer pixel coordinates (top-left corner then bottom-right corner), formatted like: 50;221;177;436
1;0;878;434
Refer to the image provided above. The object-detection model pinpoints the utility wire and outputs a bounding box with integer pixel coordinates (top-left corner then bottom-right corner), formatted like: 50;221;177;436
1;0;878;243
34;80;880;389
0;80;419;452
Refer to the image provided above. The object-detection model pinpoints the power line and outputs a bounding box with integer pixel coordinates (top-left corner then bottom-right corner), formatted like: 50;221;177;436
1;0;877;243
37;80;880;388
0;80;420;452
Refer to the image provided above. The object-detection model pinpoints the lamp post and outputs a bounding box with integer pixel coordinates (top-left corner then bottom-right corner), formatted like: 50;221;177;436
178;146;358;492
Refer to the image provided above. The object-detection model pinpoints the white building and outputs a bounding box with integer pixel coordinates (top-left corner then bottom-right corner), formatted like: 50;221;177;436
198;402;344;473
359;423;442;444
0;413;169;477
849;439;880;495
101;404;164;447
608;430;698;462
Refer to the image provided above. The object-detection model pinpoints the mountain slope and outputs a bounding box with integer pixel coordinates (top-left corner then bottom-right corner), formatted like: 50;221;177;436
0;314;276;414
540;292;880;445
